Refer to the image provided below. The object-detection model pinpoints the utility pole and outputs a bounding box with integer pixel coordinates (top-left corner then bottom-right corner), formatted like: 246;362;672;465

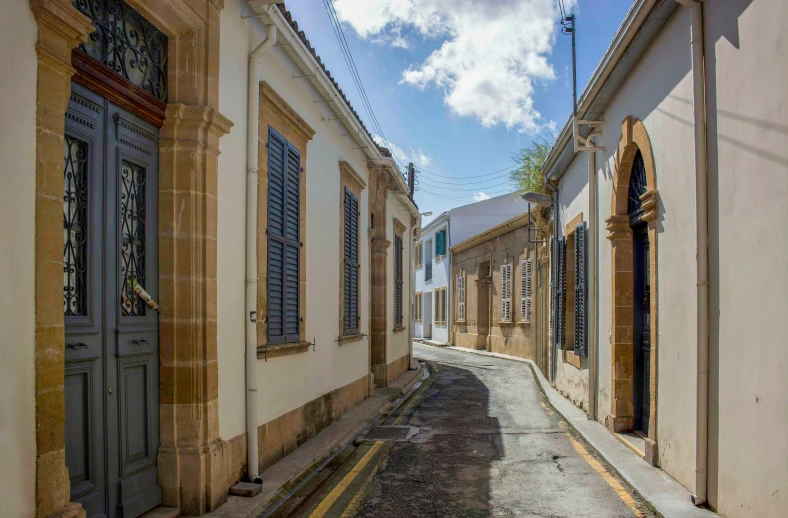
407;162;415;197
562;13;577;116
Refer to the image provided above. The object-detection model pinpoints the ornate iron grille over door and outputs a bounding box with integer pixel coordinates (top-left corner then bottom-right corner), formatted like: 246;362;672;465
627;150;648;224
64;135;89;316
72;0;168;102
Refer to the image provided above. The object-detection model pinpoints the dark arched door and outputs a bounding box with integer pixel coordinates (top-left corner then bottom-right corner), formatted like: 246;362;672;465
628;150;651;434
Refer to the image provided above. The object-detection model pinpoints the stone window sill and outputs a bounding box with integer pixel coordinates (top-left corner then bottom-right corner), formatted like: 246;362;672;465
257;341;312;359
338;333;365;344
393;326;407;333
497;321;515;326
516;321;532;326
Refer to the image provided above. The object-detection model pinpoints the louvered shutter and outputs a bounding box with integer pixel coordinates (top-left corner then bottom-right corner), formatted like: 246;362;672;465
457;273;465;321
555;238;566;349
436;229;446;256
395;234;403;327
267;128;301;344
574;223;587;357
521;258;533;324
343;187;360;335
501;263;511;322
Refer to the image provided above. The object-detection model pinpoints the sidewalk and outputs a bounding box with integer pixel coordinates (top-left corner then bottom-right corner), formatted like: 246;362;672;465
424;344;716;518
206;365;426;518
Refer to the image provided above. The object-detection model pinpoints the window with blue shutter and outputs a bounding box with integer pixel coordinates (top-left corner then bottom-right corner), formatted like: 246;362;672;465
267;127;301;344
436;228;447;257
395;233;403;328
555;237;566;349
344;187;360;335
574;223;587;357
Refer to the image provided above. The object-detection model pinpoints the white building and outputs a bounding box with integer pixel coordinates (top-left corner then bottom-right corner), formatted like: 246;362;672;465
0;1;419;516
541;1;788;516
413;193;527;343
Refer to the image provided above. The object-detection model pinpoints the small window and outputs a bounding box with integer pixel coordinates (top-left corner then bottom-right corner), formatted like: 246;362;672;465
501;263;512;322
435;228;447;257
521;258;532;324
457;272;465;321
414;292;422;322
415;242;423;268
434;287;447;325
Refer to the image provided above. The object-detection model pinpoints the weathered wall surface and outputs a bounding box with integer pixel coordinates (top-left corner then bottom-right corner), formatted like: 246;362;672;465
452;222;537;361
705;0;788;514
0;2;38;515
387;194;413;377
555;152;590;410
218;0;372;442
595;7;697;490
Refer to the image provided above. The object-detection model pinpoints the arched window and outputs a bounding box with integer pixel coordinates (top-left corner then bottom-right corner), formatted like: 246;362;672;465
628;150;648;224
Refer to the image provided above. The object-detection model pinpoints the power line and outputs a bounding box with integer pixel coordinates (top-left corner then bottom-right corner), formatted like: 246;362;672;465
414;162;519;180
418;188;516;203
417;177;515;192
416;170;514;186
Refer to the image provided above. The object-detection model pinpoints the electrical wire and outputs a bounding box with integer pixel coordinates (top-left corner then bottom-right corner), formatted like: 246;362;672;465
414;162;518;180
417;177;515;192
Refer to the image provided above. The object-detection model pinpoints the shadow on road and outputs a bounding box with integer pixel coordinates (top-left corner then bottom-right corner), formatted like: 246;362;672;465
357;363;503;517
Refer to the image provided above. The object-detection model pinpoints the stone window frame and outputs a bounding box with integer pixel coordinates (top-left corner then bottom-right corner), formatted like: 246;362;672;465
257;82;315;358
28;1;237;515
338;161;366;344
561;213;584;369
605;116;659;464
414;241;423;268
414;291;422;322
433;286;447;325
499;261;513;323
456;270;466;323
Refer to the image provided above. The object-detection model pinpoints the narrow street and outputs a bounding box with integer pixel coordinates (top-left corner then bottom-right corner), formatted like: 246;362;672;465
275;344;654;518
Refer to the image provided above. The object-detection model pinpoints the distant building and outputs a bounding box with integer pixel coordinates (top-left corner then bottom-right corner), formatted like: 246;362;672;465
413;193;528;344
450;209;550;371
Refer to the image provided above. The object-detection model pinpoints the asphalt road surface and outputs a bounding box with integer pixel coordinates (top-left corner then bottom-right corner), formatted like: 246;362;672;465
280;343;655;518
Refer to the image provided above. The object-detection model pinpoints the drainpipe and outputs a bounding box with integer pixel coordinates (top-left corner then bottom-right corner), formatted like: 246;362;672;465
587;147;598;421
545;181;559;383
684;0;709;506
245;20;277;485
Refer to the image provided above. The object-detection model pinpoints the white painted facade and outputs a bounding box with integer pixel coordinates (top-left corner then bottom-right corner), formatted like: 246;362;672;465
413;193;528;344
217;0;418;438
0;1;39;514
545;1;788;516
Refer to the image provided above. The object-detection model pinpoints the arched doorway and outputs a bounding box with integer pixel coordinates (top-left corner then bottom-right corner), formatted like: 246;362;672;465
605;117;660;466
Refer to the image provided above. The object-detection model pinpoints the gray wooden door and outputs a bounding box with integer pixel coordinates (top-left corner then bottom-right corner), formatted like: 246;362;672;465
64;83;161;518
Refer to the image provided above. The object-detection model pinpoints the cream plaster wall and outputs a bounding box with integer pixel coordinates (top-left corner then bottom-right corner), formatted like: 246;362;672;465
595;7;697;490
705;0;788;515
0;2;38;515
218;0;372;436
555;153;590;411
387;195;412;364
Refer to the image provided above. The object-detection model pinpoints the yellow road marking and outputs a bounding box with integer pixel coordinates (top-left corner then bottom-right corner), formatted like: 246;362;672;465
393;394;420;425
567;434;645;518
309;441;384;518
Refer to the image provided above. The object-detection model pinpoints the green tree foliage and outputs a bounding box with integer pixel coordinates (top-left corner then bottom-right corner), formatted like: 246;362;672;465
509;131;557;193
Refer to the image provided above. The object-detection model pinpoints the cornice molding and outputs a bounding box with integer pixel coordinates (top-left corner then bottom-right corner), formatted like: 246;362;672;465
339;161;366;193
260;82;316;142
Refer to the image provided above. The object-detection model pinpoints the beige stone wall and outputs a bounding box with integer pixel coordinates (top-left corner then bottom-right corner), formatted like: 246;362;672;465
452;221;538;361
0;1;39;515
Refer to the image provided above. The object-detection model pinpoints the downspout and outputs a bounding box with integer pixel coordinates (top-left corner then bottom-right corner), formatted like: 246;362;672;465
545;181;559;383
245;20;277;484
446;217;452;346
588;145;598;420
678;0;709;506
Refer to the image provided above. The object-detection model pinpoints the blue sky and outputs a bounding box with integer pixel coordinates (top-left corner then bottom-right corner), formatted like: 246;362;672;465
284;0;634;216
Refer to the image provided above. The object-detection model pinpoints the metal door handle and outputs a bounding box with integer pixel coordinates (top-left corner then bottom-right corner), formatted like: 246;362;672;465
67;342;88;350
130;339;149;346
108;386;115;395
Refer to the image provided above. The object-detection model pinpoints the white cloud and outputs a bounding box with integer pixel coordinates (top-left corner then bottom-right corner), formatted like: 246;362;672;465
473;192;491;202
372;134;432;168
333;0;571;132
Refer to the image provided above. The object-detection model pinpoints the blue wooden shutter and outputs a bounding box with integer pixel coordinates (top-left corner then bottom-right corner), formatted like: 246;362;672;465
436;229;446;256
395;234;403;327
555;237;566;349
344;187;360;335
267;128;301;344
574;223;587;357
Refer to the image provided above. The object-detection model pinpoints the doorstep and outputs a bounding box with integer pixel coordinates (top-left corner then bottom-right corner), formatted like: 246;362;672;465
423;344;716;518
205;366;426;518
